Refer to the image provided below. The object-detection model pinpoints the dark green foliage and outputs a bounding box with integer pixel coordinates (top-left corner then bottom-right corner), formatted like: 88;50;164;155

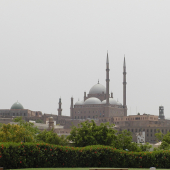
139;142;152;151
0;143;170;169
37;129;67;145
36;119;44;123
155;131;170;150
67;120;150;152
67;120;117;147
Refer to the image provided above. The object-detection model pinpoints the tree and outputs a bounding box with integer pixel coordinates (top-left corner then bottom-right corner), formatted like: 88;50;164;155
116;130;133;150
158;132;170;150
155;129;164;142
0;124;35;142
67;120;117;147
14;117;39;135
37;129;67;145
139;142;152;151
36;119;44;123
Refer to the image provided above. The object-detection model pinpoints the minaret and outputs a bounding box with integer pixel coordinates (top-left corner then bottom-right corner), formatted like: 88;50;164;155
70;97;74;118
58;98;62;116
106;52;110;105
123;56;127;116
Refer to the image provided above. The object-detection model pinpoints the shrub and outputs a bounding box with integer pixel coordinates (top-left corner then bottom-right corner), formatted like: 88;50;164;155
0;143;170;169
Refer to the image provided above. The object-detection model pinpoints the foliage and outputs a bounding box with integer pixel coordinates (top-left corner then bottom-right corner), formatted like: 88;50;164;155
139;142;152;151
0;143;170;169
36;119;44;123
115;130;137;151
155;132;170;150
67;120;117;147
14;117;40;135
67;120;152;152
0;124;35;142
155;129;164;142
37;129;67;145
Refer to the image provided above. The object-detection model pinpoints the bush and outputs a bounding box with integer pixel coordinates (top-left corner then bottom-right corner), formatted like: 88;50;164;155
0;143;170;169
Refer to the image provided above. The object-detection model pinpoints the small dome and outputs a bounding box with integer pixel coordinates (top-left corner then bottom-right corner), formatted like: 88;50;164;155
102;98;118;105
84;97;101;105
89;83;106;94
11;101;24;109
75;100;84;105
117;100;122;106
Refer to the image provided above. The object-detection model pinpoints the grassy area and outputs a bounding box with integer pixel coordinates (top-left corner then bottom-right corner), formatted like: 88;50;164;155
10;168;170;170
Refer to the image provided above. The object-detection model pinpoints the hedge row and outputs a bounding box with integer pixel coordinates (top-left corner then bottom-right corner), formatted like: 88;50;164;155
0;142;170;169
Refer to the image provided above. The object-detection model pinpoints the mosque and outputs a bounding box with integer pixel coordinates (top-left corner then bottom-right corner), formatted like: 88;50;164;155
58;53;127;119
0;53;169;143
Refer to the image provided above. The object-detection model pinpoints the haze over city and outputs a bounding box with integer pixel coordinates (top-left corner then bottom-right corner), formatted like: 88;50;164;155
0;0;170;118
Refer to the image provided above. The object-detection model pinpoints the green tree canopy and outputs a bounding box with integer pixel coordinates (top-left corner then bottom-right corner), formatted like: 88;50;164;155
37;129;67;145
0;123;35;142
67;120;117;147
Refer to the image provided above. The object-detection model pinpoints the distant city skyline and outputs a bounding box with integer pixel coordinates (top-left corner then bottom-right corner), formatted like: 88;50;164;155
0;1;170;118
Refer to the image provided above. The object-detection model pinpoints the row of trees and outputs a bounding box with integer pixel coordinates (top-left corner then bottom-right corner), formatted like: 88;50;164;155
2;117;170;151
67;120;152;151
0;117;67;144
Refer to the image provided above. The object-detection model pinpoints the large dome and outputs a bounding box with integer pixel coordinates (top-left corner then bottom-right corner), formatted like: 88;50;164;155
84;97;101;105
102;98;118;105
89;83;106;94
11;101;24;109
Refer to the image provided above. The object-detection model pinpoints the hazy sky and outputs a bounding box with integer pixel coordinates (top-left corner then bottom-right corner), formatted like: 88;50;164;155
0;0;170;118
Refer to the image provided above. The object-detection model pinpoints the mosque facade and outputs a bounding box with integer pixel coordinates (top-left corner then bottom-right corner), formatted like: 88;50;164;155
58;53;127;120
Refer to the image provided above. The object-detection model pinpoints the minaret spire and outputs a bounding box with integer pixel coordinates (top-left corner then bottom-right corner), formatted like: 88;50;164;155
58;98;62;116
106;52;110;105
123;56;127;116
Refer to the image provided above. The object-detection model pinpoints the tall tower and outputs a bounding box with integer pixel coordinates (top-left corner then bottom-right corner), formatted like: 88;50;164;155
58;98;62;116
70;97;74;118
106;52;110;105
123;57;127;116
159;106;165;119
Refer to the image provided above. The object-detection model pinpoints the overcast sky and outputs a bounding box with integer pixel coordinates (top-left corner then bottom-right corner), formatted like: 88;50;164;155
0;0;170;118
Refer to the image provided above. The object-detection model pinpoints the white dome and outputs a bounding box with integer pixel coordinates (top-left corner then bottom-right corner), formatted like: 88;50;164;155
84;97;101;105
89;83;106;94
75;100;84;105
102;98;118;105
117;101;122;106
